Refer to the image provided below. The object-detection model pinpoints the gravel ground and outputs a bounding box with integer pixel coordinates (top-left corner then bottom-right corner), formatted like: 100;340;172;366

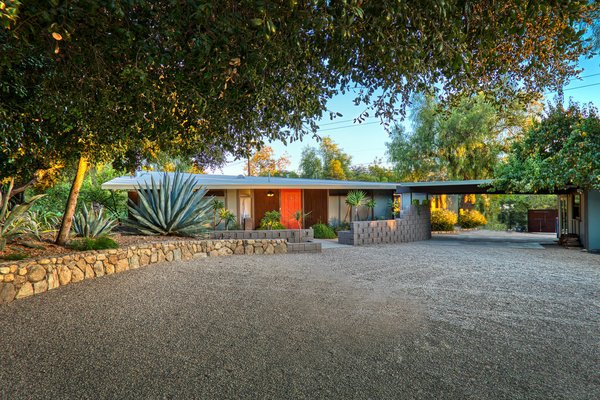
0;240;598;399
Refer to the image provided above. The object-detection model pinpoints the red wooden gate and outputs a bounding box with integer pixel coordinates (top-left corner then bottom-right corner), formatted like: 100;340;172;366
528;209;558;233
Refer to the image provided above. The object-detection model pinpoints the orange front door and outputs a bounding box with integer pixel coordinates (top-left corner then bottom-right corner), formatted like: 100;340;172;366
280;189;302;229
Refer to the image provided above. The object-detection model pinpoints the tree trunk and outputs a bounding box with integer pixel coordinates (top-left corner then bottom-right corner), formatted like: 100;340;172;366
56;156;88;245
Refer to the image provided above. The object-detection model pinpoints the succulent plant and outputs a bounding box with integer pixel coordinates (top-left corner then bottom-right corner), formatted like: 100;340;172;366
125;172;212;236
0;178;45;251
345;190;367;222
72;203;118;238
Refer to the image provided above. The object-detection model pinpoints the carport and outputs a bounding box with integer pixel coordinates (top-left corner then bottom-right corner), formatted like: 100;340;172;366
395;180;599;253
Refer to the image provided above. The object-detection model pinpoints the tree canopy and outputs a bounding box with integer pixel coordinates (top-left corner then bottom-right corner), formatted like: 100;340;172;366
1;0;597;184
386;94;531;181
495;102;600;192
246;146;291;177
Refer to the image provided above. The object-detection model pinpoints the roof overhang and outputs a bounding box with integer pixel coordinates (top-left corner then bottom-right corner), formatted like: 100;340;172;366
101;172;398;191
396;180;575;195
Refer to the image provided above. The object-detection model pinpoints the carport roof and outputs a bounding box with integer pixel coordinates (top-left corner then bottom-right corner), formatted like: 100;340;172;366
396;179;572;195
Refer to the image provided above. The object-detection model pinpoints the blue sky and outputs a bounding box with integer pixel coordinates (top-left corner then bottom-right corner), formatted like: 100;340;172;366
220;54;600;175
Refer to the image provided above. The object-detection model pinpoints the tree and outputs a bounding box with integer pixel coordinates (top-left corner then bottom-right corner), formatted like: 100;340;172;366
387;94;530;182
1;0;596;243
495;102;600;192
320;137;352;180
350;159;399;182
246;146;290;177
298;147;324;179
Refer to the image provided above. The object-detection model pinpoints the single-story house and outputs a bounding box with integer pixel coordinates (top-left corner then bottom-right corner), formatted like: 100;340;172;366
101;172;397;229
397;180;600;253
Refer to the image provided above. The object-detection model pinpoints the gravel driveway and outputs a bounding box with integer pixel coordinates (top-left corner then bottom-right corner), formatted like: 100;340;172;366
0;240;598;399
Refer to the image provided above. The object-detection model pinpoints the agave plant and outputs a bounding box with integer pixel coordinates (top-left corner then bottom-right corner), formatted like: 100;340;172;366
345;190;367;222
0;178;45;251
72;203;118;238
125;172;212;236
25;211;62;241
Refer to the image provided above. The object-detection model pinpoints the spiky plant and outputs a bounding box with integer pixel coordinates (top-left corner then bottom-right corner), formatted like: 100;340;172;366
0;178;45;250
218;208;237;230
72;203;118;238
365;199;376;220
125;172;212;236
345;190;367;222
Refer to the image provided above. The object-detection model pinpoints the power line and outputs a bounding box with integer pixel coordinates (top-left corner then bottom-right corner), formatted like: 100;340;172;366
562;81;600;92
317;121;381;132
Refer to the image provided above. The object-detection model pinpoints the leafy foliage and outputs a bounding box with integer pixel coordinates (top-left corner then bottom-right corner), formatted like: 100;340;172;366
68;236;119;251
387;94;530;181
247;146;290;177
72;203;118;239
495;102;600;191
312;223;337;239
125;172;212;236
459;210;488;229
218;208;237;231
259;210;285;230
431;209;458;231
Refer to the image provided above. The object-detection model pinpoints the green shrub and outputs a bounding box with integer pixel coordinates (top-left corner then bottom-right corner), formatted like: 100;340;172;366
72;203;118;238
431;209;458;231
259;210;284;230
333;222;351;233
68;236;119;251
218;208;237;230
125;172;212;236
459;209;487;229
312;223;336;239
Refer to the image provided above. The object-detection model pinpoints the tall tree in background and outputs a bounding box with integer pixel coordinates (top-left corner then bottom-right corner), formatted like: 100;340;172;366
246;147;291;177
1;1;596;244
495;102;600;192
298;147;324;179
387;94;531;182
320;137;352;180
298;137;352;180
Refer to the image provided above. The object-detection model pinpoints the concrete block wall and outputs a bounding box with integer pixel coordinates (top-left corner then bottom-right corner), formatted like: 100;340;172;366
338;205;431;246
287;242;322;253
210;229;313;243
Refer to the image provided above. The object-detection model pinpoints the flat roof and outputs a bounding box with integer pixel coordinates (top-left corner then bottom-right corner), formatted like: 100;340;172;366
101;172;398;191
396;179;497;194
396;179;572;195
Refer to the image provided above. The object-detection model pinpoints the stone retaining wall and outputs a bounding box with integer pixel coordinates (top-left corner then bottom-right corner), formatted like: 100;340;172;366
338;206;431;246
0;239;287;305
209;229;313;243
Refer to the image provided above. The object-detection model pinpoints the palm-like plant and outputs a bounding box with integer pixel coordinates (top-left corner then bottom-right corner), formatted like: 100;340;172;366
211;198;225;229
0;178;45;250
345;190;367;222
218;208;236;230
125;172;212;236
365;199;376;220
72;203;118;238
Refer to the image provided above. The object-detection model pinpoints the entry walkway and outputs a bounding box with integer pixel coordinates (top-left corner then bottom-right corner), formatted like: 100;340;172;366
432;230;557;249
